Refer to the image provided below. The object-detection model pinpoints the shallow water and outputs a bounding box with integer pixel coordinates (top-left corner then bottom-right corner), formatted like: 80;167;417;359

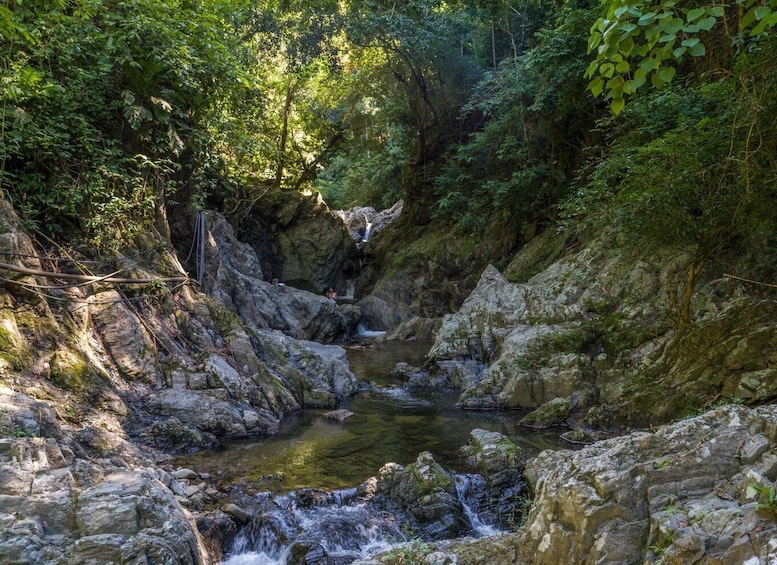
176;341;565;493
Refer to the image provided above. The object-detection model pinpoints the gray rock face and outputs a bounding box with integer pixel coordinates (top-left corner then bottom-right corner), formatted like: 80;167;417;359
428;265;586;409
202;210;360;343
427;241;777;427
0;436;209;565
236;190;361;295
90;292;161;384
512;404;777;564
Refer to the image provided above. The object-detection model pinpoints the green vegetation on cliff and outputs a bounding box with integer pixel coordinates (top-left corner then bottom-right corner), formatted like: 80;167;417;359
2;0;775;321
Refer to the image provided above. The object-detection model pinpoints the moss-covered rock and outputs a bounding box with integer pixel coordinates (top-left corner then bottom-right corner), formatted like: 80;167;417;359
366;452;468;540
519;397;572;428
0;309;32;371
48;348;97;394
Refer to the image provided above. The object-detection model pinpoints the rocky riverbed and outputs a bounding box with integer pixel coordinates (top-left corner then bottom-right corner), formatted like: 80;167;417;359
2;189;777;564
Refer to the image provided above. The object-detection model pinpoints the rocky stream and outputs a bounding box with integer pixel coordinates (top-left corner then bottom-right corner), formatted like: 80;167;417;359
1;191;777;564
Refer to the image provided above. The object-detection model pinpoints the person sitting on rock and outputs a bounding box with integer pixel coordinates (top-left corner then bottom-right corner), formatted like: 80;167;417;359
326;287;337;301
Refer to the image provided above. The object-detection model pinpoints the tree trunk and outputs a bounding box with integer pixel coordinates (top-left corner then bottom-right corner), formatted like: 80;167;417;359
274;79;295;190
680;255;704;326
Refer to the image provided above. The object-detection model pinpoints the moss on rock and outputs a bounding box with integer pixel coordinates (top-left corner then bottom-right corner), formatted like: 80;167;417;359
48;348;97;394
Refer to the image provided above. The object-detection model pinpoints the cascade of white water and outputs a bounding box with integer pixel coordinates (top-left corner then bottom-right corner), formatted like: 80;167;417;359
454;474;501;537
362;217;372;242
221;488;406;564
355;323;385;339
343;279;355;300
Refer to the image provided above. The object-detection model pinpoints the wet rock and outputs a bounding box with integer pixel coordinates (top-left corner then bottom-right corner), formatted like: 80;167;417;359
148;417;216;453
196;509;238;563
366;452;468;540
387;362;437;387
222;503;251;525
459;429;526;528
384;316;442;342
148;389;248;437
519;396;572;428
323;409;355;422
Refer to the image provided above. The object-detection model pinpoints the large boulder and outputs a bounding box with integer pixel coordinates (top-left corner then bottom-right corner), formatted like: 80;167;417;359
360;452;469;540
253;331;359;409
235;190;361;295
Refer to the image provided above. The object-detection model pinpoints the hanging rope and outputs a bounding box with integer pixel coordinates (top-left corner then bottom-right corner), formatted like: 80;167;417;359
182;211;206;285
197;211;206;284
0;213;206;295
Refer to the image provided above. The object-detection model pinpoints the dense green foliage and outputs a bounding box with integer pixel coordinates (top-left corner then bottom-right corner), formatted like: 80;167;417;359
2;0;775;321
1;0;254;239
432;0;597;235
585;0;777;112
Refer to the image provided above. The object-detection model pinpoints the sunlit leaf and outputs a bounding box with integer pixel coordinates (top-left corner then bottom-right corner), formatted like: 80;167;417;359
688;42;706;56
589;76;605;97
686;7;706;21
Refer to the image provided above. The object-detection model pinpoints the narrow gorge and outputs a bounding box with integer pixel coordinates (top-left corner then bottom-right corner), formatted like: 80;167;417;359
2;184;776;564
2;1;776;563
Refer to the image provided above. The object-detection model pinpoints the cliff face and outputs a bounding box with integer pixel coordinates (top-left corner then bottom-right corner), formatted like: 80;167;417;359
424;228;777;429
0;195;362;563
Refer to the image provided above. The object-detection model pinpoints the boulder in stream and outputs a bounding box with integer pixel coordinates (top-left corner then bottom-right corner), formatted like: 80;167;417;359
360;452;469;540
322;409;355;422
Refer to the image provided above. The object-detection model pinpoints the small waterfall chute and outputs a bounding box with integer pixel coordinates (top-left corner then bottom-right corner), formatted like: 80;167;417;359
355;323;385;339
454;474;501;537
343;279;355;300
223;488;407;564
362;214;373;243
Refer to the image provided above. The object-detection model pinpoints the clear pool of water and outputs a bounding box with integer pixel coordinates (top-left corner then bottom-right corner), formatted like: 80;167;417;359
176;340;566;492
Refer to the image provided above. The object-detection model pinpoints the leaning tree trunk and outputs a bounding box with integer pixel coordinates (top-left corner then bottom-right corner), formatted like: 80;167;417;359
680;252;705;326
274;78;296;190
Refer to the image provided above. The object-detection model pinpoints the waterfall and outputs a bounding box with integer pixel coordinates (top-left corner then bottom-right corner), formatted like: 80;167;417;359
343;279;355;300
355;323;385;339
454;474;501;537
362;214;372;243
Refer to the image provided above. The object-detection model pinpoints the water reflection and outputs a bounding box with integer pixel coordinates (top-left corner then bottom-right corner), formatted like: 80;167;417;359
176;341;566;493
